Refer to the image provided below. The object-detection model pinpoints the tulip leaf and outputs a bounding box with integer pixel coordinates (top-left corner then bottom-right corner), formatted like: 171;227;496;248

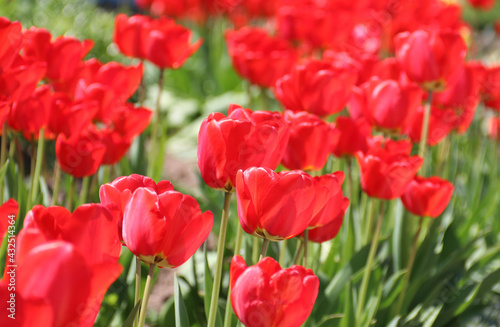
323;239;387;310
122;299;141;327
0;158;9;181
379;270;406;309
174;274;190;327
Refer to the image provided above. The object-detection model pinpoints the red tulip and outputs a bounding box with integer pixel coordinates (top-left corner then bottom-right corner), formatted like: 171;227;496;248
281;110;338;171
356;137;424;200
114;14;151;59
230;255;319;327
480;65;500;112
275;58;358;116
55;124;106;178
394;29;467;91
308;172;348;228
8;85;52;136
122;187;213;267
235;167;315;241
48;93;98;139
225;27;298;87
9;203;122;327
0;199;17;239
20;27;52;65
0;101;9;128
100;174;173;241
401;176;454;218
332;116;372;158
348;77;423;133
488;116;500;141
197;104;290;191
0;61;47;103
0;17;23;71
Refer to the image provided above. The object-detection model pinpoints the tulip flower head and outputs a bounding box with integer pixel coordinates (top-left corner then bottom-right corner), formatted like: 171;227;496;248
235;167;316;241
401;176;454;218
230;255;319;327
356;137;424;200
197;104;290;191
122;187;213;268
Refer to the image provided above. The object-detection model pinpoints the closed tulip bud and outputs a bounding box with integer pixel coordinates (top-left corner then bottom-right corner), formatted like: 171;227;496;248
281;110;338;171
197;104;289;191
275;58;358;116
356;137;424;200
122;187;213;268
230;255;319;327
235;167;315;241
394;29;467;91
401;176;454;218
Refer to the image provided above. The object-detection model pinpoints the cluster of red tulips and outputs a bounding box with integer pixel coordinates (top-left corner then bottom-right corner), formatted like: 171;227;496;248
0;0;499;326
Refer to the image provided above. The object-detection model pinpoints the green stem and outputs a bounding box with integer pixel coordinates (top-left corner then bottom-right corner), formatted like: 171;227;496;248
259;239;270;261
137;263;156;327
207;191;233;327
294;240;304;266
363;197;377;245
134;257;142;327
78;176;90;206
139;59;146;108
252;236;259;264
28;128;45;211
418;91;433;161
51;163;62;206
279;239;287;267
303;230;309;268
223;224;244;327
0;122;8;203
147;69;164;178
355;199;385;324
395;216;423;316
66;176;75;211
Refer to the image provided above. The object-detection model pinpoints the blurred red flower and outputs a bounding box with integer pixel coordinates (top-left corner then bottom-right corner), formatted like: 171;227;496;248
225;27;298;87
281;110;337;171
356;137;423;200
401;176;454;218
332;116;372;158
275;58;358;116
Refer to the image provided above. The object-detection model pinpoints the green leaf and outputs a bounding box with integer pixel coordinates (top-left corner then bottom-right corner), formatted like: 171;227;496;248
0;158;9;180
174;274;190;327
122;299;141;327
379;270;406;309
204;244;213;320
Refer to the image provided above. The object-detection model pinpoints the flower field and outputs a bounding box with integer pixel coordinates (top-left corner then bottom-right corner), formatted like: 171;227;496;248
0;0;499;326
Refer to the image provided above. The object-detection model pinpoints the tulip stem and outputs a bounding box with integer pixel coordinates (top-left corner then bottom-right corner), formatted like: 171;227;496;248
207;191;233;327
134;257;142;327
0;122;8;203
356;199;385;324
418;91;433;161
78;176;90;206
139;59;146;108
294;241;304;266
363;197;377;245
259;239;270;261
147;68;164;179
66;176;75;211
279;239;287;267
51;163;62;206
252;236;259;264
27;128;45;211
138;263;156;327
394;216;423;316
303;230;309;268
224;224;244;327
